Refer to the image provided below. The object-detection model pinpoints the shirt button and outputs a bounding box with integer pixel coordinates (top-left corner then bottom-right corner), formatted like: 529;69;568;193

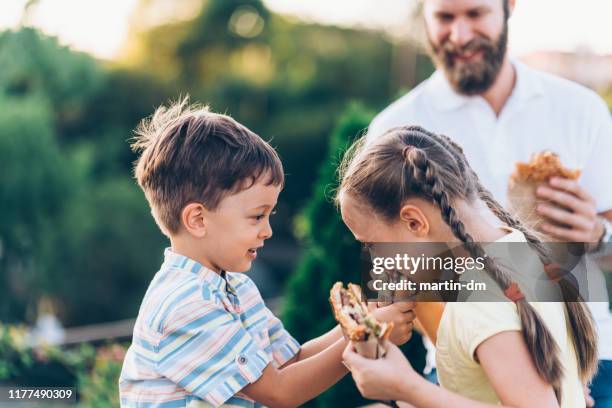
237;355;248;365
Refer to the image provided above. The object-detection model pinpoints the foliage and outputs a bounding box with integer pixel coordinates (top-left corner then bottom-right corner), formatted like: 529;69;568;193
0;0;435;330
0;325;33;380
0;323;124;407
0;28;168;325
0;94;75;322
123;0;398;218
77;344;125;408
282;104;426;407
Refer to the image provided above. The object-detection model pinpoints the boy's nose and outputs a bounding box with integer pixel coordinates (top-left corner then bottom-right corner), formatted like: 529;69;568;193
259;220;273;240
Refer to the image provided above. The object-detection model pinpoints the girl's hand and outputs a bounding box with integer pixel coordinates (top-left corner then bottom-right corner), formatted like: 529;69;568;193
370;301;416;345
342;341;417;401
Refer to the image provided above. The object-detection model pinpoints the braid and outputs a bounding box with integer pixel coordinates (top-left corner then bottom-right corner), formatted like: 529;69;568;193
339;125;599;392
429;131;553;263
429;133;598;383
407;147;564;402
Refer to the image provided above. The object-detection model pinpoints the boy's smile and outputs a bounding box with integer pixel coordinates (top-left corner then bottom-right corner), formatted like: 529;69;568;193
196;177;281;273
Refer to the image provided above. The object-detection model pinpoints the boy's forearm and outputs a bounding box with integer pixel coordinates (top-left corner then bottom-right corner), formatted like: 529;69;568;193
290;324;344;363
274;338;348;406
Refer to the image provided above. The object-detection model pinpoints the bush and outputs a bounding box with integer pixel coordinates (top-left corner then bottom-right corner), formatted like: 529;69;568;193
77;344;125;408
282;104;426;407
0;323;124;407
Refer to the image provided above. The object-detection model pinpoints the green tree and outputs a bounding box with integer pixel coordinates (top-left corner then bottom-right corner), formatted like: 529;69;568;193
0;28;169;325
0;28;104;143
282;104;426;407
0;95;73;322
123;0;397;219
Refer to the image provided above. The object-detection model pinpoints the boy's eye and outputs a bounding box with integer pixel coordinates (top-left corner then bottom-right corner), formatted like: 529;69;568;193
251;208;276;221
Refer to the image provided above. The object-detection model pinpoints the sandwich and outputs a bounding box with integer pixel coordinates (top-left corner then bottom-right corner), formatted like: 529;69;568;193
507;151;584;301
507;151;581;242
329;282;393;359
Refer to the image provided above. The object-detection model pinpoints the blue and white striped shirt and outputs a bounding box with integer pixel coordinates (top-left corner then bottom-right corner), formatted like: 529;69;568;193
119;248;301;407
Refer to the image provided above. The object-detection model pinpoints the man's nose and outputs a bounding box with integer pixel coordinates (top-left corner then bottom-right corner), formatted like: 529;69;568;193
449;19;474;47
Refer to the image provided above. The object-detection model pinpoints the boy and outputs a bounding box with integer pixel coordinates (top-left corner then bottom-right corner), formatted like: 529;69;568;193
119;99;415;407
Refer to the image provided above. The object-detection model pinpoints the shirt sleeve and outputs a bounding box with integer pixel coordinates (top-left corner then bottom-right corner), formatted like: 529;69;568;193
156;302;271;407
265;308;301;367
579;95;612;212
446;302;522;362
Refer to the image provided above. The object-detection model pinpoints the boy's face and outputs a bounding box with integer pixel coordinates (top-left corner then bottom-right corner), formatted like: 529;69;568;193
200;178;281;273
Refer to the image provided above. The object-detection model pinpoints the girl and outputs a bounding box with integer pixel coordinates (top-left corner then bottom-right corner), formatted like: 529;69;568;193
336;126;598;407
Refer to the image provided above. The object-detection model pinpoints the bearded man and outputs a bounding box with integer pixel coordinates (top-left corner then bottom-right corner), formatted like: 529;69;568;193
367;1;612;406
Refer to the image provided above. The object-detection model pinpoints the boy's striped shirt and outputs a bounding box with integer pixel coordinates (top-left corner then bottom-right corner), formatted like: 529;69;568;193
119;248;301;407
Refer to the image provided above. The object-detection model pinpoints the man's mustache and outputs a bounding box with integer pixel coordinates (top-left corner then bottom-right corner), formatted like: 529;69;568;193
439;36;495;61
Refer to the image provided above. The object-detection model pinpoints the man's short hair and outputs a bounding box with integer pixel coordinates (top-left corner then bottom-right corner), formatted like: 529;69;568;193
131;98;284;236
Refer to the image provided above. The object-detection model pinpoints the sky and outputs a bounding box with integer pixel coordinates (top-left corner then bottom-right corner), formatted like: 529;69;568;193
1;0;611;60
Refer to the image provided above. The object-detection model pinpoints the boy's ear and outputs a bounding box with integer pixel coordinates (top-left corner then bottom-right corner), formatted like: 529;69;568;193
181;203;208;238
399;204;430;237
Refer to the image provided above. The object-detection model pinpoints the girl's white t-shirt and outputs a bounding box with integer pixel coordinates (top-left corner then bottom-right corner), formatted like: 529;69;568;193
435;227;585;407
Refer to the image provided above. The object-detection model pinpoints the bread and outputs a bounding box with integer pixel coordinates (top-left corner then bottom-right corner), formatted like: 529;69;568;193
507;151;581;242
329;282;393;358
511;151;580;183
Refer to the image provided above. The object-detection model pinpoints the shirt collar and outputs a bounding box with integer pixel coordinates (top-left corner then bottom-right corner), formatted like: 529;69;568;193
511;58;544;103
428;69;471;111
428;57;544;112
163;247;229;293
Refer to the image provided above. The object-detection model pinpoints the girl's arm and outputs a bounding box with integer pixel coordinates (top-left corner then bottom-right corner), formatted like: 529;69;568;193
475;331;558;407
343;332;559;408
413;301;444;344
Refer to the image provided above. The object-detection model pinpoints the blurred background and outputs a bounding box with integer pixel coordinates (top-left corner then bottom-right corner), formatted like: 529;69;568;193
1;0;611;406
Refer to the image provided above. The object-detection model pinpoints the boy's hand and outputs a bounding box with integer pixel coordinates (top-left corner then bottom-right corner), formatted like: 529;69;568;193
371;301;416;345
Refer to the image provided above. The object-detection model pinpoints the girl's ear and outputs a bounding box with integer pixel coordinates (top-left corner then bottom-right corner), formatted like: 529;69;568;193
181;203;208;238
399;204;430;237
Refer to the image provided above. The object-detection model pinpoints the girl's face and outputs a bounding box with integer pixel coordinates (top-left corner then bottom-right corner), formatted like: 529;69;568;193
339;192;455;244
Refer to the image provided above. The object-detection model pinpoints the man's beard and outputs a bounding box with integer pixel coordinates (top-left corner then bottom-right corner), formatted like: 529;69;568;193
428;22;508;95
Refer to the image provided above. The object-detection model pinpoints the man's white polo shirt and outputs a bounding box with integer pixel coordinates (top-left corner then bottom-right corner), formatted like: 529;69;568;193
368;60;612;361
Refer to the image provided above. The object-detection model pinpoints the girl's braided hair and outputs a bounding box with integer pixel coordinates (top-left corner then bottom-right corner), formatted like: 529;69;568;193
337;125;598;403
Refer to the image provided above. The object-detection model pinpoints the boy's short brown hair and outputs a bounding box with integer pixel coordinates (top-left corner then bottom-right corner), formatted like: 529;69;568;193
131;98;284;236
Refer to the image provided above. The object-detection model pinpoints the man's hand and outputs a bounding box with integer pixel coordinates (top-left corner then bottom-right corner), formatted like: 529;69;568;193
536;177;604;243
583;383;595;408
370;301;416;345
